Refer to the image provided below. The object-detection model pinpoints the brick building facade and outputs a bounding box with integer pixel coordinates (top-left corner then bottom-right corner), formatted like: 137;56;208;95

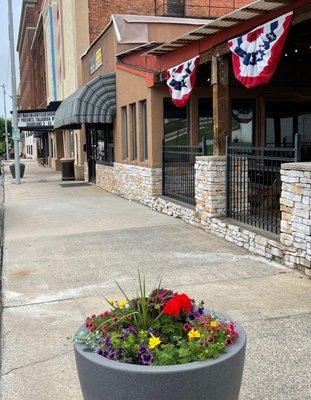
17;0;45;110
88;0;250;44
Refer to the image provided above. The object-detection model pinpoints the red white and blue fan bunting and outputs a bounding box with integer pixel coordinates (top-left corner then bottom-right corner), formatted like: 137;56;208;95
228;12;293;89
166;56;200;107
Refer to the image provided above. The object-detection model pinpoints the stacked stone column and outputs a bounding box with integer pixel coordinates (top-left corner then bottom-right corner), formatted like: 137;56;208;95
280;162;311;276
195;156;227;226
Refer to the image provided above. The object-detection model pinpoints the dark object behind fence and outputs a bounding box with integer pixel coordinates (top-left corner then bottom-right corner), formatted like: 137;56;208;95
226;137;301;235
162;140;206;206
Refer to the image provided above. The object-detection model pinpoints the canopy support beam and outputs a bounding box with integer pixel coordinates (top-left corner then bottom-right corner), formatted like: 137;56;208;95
212;55;230;156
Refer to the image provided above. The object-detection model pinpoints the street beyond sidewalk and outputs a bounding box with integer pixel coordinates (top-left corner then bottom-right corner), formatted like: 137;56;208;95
1;160;310;400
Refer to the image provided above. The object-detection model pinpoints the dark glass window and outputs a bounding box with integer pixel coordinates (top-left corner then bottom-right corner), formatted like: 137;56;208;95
198;99;213;155
163;98;188;146
130;103;137;160
140;100;148;160
121;106;128;159
265;102;311;148
231;100;256;146
167;0;185;16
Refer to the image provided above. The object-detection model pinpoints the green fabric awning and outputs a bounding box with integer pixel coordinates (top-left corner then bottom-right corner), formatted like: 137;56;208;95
54;73;116;129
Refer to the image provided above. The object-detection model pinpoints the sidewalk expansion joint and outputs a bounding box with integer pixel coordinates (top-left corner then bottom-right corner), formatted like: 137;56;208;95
1;351;71;377
2;294;91;309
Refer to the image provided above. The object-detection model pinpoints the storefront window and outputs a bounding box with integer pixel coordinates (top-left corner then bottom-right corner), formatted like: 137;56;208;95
231;100;255;146
164;98;188;146
266;102;311;147
121;106;128;159
140;100;148;160
130;103;137;160
198;99;213;155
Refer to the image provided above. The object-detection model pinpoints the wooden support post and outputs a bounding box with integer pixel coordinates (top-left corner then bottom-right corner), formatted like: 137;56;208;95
212;55;230;156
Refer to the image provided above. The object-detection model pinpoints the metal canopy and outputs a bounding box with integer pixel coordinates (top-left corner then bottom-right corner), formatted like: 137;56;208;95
146;0;293;56
54;73;116;130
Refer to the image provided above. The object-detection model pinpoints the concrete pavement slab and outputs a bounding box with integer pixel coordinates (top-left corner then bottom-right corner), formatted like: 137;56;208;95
1;160;311;400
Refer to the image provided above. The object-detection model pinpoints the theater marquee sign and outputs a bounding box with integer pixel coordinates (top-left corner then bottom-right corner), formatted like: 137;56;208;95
17;110;55;130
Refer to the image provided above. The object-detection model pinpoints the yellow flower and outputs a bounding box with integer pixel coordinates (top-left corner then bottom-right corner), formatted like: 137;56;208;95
118;299;128;309
148;334;161;349
188;329;201;340
210;320;218;329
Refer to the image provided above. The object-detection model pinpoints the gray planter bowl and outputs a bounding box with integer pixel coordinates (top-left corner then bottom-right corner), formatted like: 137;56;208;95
74;318;246;400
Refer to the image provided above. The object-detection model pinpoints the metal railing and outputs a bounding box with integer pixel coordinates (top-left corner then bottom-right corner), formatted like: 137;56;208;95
226;136;300;235
162;139;206;206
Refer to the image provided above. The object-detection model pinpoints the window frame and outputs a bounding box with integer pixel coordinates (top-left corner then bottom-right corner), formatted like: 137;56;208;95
139;99;148;161
121;106;128;160
129;103;137;160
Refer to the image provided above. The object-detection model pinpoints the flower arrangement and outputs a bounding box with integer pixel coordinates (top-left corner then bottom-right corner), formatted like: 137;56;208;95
72;275;239;366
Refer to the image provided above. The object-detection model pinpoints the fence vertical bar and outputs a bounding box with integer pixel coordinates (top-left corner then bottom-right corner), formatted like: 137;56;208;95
225;135;230;218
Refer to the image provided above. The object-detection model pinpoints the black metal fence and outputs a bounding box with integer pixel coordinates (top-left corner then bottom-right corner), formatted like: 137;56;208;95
226;139;300;234
162;140;206;206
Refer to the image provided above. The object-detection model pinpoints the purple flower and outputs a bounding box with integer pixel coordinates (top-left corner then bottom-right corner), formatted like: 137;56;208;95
140;351;154;366
138;344;153;366
119;326;138;339
197;307;204;316
107;351;117;360
104;336;113;350
139;344;148;354
97;348;103;356
127;326;138;336
147;327;154;334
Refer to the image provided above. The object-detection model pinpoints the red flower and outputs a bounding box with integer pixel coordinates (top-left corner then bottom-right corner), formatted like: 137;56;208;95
163;293;192;317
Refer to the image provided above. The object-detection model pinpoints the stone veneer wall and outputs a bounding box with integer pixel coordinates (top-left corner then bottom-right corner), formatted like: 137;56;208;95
195;156;285;262
96;164;117;193
280;163;311;277
95;162;161;202
94;157;311;276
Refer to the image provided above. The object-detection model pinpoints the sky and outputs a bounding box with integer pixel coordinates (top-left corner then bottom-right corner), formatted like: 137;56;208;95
0;0;22;119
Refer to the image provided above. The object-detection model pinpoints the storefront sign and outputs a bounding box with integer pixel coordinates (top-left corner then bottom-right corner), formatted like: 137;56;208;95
89;48;102;75
17;111;55;130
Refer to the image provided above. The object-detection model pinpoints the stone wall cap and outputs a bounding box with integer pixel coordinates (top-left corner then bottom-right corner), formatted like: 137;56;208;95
281;162;311;172
196;156;226;161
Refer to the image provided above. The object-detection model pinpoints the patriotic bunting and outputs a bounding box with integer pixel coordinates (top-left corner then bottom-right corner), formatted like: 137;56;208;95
166;56;200;107
228;12;293;89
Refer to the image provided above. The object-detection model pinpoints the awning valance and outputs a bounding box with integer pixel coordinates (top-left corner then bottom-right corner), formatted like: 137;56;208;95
54;73;116;129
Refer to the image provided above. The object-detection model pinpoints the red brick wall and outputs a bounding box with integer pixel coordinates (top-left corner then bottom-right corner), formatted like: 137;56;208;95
88;0;156;44
18;1;45;110
88;0;252;44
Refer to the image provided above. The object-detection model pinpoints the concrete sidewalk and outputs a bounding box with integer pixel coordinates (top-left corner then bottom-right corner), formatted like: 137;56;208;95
1;160;310;400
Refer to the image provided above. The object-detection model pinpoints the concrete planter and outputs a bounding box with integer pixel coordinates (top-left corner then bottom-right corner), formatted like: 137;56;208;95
74;319;246;400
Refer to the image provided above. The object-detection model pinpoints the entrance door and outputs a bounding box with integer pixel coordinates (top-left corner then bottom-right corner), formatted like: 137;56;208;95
87;128;97;183
86;125;115;183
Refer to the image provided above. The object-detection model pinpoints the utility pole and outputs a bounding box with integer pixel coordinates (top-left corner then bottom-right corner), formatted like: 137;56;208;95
7;0;20;184
0;84;10;160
